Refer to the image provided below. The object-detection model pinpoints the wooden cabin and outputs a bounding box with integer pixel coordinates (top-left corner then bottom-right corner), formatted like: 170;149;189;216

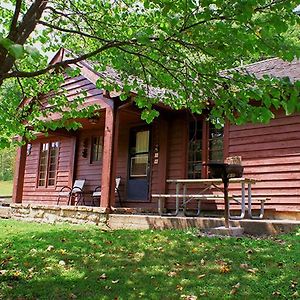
12;50;300;217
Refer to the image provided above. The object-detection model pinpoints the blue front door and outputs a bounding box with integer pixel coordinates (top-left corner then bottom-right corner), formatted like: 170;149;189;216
127;128;150;201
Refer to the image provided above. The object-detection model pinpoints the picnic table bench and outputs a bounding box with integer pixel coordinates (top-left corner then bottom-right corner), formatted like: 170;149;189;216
152;178;269;220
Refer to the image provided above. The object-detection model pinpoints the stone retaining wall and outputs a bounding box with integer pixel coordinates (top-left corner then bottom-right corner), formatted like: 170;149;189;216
9;204;109;228
1;204;299;235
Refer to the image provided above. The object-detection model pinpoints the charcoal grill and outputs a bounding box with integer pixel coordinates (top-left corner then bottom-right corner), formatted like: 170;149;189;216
207;162;244;227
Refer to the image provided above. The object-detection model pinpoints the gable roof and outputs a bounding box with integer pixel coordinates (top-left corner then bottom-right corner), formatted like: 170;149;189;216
56;48;173;100
22;49;300;110
59;50;300;102
241;58;300;82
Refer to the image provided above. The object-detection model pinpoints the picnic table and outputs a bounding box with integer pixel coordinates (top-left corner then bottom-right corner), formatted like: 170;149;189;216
152;177;268;222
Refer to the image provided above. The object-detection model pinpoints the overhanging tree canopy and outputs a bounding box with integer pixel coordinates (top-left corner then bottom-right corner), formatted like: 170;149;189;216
0;0;299;147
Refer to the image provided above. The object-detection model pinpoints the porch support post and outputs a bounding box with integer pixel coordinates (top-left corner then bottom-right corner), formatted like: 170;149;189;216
100;106;114;209
109;108;120;207
12;141;27;203
157;117;169;193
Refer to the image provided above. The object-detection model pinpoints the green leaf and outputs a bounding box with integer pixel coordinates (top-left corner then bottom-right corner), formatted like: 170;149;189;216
0;36;12;50
141;109;159;123
65;67;81;78
24;45;41;60
8;44;24;59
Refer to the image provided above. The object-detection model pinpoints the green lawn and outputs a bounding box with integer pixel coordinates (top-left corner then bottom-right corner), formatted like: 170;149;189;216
0;180;13;196
0;220;299;300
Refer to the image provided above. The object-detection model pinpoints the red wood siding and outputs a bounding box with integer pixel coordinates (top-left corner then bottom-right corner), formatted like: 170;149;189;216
74;128;104;205
164;114;188;209
228;111;300;211
22;136;75;205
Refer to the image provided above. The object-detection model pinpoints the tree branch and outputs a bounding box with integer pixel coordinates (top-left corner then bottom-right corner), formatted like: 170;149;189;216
9;0;22;38
1;40;134;80
38;20;108;42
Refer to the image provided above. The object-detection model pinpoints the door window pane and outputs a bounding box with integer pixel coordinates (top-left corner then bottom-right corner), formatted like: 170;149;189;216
129;129;150;178
136;131;149;153
130;154;148;177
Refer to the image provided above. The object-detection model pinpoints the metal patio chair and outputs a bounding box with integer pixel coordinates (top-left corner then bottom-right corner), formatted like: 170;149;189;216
92;176;121;206
57;179;86;206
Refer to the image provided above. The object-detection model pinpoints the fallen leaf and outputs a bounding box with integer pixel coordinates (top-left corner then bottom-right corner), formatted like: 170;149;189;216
46;245;55;252
168;271;177;277
68;293;77;299
240;263;249;269
99;273;107;280
182;295;197;300
58;260;66;266
29;248;37;255
176;285;183;291
112;279;119;284
272;291;281;297
292;291;299;298
59;249;67;255
12;270;22;280
247;268;258;274
230;288;238;295
220;264;231;274
290;280;298;289
185;262;194;267
197;274;206;279
230;282;240;294
200;259;205;265
0;270;7;275
233;283;240;289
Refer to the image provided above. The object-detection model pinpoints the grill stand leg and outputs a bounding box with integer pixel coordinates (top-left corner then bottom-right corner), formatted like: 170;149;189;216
224;179;230;228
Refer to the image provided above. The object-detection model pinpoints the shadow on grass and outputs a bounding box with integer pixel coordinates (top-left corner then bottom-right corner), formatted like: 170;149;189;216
0;220;299;299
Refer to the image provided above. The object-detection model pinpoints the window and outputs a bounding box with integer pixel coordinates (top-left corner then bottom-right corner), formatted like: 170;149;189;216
209;123;224;162
188;120;202;179
129;129;150;177
91;136;103;163
38;141;60;187
187;119;224;179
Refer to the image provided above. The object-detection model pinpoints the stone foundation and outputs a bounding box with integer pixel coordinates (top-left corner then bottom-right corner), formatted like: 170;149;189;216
1;204;299;235
9;204;109;228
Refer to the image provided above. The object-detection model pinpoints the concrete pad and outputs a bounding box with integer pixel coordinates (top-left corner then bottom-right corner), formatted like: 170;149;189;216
206;226;244;236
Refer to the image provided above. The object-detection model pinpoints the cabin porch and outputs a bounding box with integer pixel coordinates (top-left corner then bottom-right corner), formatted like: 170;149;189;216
12;103;300;215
